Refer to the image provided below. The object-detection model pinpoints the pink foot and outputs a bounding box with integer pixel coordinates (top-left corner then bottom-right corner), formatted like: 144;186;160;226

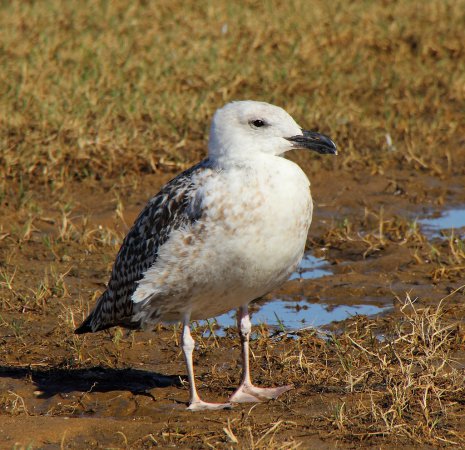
187;400;232;411
230;383;293;403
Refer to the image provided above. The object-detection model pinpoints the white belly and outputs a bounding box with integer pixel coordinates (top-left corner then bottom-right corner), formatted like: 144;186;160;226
133;156;312;323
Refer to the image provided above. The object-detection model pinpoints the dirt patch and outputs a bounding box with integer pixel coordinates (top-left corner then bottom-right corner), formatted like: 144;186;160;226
2;163;465;448
2;0;465;447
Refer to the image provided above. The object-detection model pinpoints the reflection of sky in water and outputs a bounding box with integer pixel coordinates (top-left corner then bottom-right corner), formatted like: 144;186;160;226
289;253;332;280
195;252;388;336
198;300;388;336
419;207;465;237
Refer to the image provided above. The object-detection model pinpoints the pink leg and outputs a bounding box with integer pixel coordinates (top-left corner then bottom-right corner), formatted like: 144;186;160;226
229;305;293;403
181;317;232;411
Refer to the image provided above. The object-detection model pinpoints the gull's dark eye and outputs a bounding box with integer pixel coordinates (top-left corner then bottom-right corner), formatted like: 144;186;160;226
250;119;266;128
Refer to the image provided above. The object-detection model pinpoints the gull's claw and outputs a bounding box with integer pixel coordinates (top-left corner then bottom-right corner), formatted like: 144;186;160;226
230;384;294;403
187;400;233;411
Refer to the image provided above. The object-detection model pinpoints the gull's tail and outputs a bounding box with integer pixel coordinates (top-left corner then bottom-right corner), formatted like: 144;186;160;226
75;290;140;334
74;289;115;334
74;314;94;334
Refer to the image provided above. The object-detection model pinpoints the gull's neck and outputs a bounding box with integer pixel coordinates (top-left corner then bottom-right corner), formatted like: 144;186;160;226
209;149;282;171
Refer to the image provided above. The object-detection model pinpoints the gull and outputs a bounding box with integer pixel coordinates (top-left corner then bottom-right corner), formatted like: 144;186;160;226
75;100;337;411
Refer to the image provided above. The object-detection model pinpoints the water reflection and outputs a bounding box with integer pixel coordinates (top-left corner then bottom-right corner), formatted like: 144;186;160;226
289;253;332;280
196;251;388;336
205;300;388;335
419;207;465;238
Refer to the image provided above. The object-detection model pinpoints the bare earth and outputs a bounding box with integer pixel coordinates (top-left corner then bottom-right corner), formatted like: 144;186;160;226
2;157;465;449
2;1;465;446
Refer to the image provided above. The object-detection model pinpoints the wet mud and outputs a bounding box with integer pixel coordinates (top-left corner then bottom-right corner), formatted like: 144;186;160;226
1;163;465;448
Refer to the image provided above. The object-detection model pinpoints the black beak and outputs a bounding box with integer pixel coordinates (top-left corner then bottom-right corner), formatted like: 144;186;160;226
286;130;337;155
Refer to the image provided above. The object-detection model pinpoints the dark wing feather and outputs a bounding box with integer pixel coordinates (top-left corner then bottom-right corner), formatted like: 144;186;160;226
75;160;210;334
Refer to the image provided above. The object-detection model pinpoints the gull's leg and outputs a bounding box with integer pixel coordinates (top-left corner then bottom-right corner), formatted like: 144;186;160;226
181;317;232;411
229;305;293;403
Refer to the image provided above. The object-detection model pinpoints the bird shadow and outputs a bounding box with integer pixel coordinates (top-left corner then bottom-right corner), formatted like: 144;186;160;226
0;365;183;399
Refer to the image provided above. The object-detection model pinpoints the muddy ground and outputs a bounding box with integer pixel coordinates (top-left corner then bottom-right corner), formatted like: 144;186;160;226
3;0;465;447
1;157;465;449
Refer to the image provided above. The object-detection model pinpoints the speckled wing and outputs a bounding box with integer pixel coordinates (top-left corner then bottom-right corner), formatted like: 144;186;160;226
75;161;210;334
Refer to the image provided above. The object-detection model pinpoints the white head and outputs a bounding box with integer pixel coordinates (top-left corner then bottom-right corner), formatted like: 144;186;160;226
208;100;337;160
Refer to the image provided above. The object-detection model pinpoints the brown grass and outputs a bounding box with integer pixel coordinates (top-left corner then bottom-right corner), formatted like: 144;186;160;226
2;0;465;448
2;0;465;189
322;294;464;444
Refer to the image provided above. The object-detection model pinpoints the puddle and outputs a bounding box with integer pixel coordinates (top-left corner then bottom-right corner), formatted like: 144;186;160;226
201;300;388;336
195;252;389;336
419;207;465;238
288;253;332;280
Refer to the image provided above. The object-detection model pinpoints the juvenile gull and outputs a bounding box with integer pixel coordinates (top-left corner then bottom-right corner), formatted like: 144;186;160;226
75;100;337;411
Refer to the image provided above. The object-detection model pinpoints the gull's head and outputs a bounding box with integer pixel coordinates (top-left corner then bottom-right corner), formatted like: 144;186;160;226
208;100;337;160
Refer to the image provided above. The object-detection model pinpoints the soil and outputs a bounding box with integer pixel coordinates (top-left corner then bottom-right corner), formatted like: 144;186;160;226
1;158;465;449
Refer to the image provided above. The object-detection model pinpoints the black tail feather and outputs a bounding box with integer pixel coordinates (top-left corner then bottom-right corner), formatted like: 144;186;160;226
75;313;141;334
74;314;94;334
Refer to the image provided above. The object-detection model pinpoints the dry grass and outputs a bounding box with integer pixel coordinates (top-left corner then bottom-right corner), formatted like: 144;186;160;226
273;293;465;445
2;0;465;448
319;209;427;259
327;295;463;443
430;234;465;281
1;0;465;189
